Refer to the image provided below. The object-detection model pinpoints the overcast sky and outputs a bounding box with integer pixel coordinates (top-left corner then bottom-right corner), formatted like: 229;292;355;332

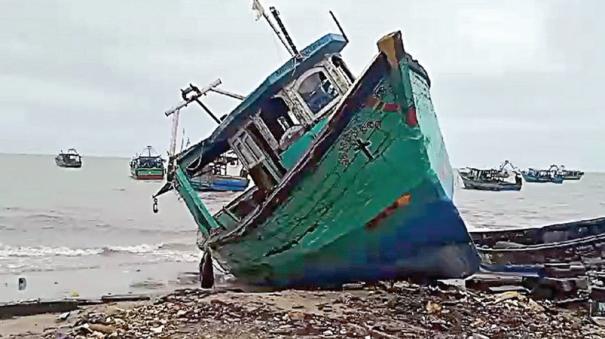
1;0;604;171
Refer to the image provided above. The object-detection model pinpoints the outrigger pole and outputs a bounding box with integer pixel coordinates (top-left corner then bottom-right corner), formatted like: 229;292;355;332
155;79;244;211
164;79;244;118
163;79;245;155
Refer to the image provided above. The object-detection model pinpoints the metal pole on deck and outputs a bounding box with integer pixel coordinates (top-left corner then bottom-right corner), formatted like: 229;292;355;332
329;11;349;43
269;6;300;58
252;0;295;57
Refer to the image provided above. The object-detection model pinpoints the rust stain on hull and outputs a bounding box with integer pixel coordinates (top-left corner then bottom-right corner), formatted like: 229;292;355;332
366;193;412;229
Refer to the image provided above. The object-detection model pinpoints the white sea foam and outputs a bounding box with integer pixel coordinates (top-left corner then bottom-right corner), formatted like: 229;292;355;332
0;242;196;260
0;244;103;257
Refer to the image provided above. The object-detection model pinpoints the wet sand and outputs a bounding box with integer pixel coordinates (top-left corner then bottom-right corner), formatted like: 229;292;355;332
0;262;199;302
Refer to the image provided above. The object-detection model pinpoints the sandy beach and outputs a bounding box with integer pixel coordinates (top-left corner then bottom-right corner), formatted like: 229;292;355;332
3;281;605;338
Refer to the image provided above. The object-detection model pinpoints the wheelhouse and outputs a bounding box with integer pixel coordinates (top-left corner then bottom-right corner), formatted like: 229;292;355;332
172;34;353;234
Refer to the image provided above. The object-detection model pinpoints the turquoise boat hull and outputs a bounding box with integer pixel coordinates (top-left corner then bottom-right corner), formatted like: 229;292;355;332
188;32;480;288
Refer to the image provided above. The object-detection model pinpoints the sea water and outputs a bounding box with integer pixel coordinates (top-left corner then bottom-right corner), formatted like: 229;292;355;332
0;153;603;301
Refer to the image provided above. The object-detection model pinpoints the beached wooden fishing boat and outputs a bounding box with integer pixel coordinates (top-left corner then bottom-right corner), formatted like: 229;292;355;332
459;168;522;191
130;146;165;180
154;7;479;288
522;167;564;184
472;217;605;271
189;153;250;192
55;148;82;168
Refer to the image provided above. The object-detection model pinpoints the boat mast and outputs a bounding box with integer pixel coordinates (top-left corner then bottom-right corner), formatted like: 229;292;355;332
252;0;296;57
269;6;299;58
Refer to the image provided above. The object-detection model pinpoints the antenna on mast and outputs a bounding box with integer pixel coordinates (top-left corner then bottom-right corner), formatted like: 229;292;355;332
329;11;349;43
252;0;295;57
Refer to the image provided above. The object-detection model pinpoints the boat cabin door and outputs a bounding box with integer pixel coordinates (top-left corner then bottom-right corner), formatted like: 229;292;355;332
230;124;286;195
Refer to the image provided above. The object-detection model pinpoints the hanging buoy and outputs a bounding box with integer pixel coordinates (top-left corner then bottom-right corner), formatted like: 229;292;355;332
152;197;159;214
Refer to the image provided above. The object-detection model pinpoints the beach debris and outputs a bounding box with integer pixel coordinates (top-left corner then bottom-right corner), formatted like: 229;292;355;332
37;281;605;339
494;291;525;303
150;325;164;334
57;311;71;322
425;300;442;314
88;324;115;334
100;294;150;303
342;282;365;290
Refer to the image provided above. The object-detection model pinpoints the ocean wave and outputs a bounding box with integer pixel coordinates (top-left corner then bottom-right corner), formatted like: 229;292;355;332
0;242;196;259
0;262;102;275
100;243;164;255
24;213;64;221
0;245;103;258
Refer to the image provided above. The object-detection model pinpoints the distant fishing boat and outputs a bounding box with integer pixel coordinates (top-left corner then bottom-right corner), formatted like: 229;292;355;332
189;153;250;192
154;4;479;288
459;168;522;191
130;146;165;180
557;165;584;181
522;166;564;184
55;148;82;168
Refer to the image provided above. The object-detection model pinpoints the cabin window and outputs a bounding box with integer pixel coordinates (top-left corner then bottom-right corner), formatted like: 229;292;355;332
331;55;355;82
232;133;265;168
296;70;339;115
259;98;296;142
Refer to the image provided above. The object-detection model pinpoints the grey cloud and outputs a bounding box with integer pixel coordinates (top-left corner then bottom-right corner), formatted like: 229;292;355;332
0;0;603;171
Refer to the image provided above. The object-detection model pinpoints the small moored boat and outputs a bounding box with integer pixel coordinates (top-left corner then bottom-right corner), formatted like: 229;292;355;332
459;168;522;191
557;165;584;181
190;153;250;192
130;146;165;180
154;4;479;288
55;149;82;168
521;167;564;184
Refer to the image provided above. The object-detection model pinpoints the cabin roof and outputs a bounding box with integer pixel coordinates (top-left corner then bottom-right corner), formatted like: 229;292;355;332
177;33;348;169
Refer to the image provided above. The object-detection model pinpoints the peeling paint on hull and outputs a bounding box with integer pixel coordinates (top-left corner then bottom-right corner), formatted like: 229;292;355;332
222;181;478;288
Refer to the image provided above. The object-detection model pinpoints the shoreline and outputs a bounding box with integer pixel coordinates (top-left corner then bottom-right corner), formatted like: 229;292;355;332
2;281;605;338
0;262;201;303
